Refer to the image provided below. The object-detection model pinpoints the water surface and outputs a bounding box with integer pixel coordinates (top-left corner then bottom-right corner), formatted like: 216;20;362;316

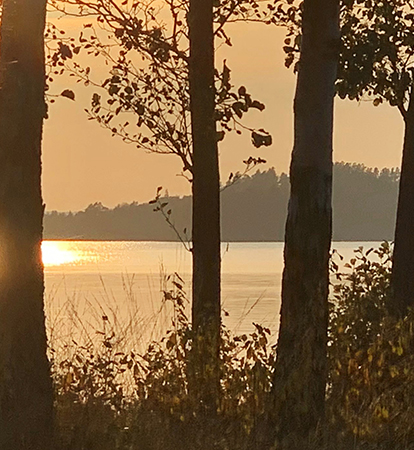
42;240;381;346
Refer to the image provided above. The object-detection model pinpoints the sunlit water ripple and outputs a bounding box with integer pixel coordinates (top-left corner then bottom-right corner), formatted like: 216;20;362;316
42;240;381;347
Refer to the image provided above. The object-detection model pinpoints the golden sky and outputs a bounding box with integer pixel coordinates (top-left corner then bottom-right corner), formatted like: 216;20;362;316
42;19;404;212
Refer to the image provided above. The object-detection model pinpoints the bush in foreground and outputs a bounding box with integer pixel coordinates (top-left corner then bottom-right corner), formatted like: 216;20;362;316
51;274;274;450
50;244;414;450
328;242;414;449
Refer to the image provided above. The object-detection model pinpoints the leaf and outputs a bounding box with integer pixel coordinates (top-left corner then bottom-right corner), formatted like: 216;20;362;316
92;93;101;107
58;43;73;60
216;130;225;142
232;101;244;118
238;86;247;96
115;28;124;38
251;131;272;148
222;61;231;88
61;89;75;101
251;100;265;111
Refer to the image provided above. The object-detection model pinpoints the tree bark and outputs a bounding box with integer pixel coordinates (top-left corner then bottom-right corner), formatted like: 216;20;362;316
188;0;221;412
0;1;53;449
270;0;339;448
391;90;414;318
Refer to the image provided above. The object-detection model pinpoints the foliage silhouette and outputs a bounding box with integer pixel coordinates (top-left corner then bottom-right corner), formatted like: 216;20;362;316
336;0;414;318
48;0;277;411
277;0;414;317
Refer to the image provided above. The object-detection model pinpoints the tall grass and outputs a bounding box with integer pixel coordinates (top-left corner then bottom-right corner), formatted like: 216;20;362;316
46;271;274;450
46;244;414;450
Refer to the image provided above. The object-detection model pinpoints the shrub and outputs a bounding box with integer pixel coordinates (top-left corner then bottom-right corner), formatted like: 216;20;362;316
52;243;414;450
51;273;274;450
328;242;414;449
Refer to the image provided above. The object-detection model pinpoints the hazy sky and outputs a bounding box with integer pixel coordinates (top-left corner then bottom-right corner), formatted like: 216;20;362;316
43;18;404;212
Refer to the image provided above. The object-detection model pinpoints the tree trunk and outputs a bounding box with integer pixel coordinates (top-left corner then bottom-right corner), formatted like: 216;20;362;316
270;0;339;448
391;90;414;318
0;1;53;450
188;0;221;412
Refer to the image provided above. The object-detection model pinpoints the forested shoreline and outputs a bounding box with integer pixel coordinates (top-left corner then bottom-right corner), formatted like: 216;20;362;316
44;162;399;242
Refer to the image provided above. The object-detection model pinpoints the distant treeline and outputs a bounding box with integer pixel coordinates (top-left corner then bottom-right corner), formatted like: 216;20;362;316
44;162;400;242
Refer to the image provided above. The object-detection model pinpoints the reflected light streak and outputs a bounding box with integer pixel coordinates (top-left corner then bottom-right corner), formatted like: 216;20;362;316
41;241;78;267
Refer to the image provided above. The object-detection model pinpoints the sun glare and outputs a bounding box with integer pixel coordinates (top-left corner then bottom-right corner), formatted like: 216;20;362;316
41;241;78;267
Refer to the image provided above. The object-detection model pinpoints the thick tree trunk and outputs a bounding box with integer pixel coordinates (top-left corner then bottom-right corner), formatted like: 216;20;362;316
188;0;221;411
270;0;339;448
0;1;53;450
391;90;414;318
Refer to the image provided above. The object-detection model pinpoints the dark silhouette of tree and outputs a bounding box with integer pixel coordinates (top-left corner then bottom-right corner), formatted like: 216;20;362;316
269;0;340;447
335;0;414;317
187;0;221;409
49;0;275;411
0;1;53;449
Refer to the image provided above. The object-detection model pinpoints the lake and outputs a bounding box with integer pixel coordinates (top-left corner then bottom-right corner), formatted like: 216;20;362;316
43;240;381;348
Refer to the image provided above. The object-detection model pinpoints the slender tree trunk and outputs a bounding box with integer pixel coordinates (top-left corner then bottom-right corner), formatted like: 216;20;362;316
188;0;221;412
391;90;414;318
270;0;339;448
0;1;53;450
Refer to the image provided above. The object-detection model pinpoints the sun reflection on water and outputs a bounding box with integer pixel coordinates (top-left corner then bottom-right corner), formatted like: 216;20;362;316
41;241;79;267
